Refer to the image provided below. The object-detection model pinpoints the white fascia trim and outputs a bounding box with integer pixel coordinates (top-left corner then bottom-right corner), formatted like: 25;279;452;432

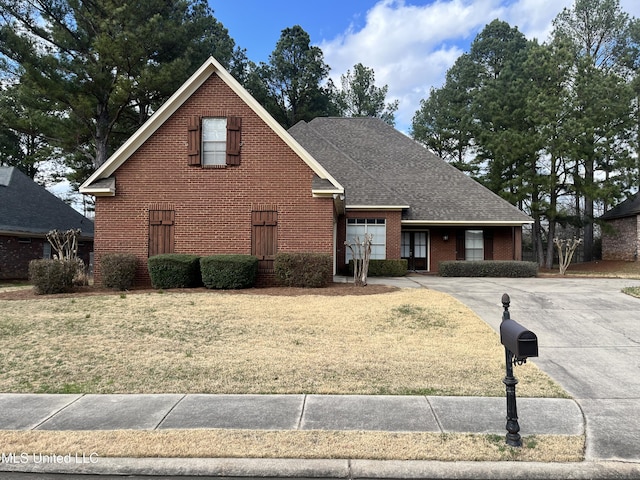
80;56;344;194
78;186;115;196
312;189;344;197
402;220;534;226
347;205;410;211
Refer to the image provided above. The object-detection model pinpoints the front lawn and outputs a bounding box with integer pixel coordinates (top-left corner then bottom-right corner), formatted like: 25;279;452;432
0;286;564;397
0;285;580;462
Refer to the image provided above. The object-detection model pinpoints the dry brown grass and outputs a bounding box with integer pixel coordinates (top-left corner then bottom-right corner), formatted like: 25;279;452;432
0;429;584;462
0;288;565;397
0;285;581;462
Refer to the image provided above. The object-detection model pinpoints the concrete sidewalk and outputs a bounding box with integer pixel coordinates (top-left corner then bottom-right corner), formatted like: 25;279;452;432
4;393;621;479
0;393;582;435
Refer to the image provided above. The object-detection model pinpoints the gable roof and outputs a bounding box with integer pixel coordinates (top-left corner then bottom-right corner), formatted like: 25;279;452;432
289;117;532;225
79;56;343;196
0;166;94;237
601;194;640;221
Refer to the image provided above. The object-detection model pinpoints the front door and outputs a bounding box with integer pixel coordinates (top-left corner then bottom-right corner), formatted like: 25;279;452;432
402;231;428;270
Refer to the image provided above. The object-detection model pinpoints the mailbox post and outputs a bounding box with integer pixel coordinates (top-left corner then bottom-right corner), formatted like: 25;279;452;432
500;293;538;447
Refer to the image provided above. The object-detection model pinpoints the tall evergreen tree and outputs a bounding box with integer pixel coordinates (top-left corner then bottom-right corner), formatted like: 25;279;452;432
0;0;240;181
0;80;59;181
411;54;480;174
335;63;398;125
552;0;636;260
245;25;337;128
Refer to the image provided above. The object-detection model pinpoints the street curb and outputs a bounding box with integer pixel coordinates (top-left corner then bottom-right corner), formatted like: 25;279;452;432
2;457;640;479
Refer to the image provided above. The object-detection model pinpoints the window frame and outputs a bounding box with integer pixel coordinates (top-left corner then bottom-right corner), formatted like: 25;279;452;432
345;218;386;262
465;229;484;261
201;117;228;167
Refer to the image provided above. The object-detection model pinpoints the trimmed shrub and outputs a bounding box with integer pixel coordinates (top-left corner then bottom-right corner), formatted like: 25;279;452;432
274;252;333;288
439;261;538;278
348;259;408;277
101;253;138;290
29;259;77;294
148;254;201;289
200;255;258;289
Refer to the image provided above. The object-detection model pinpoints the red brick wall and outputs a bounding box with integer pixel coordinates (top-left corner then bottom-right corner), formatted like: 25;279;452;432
602;216;639;261
335;219;523;274
424;226;523;273
93;74;334;286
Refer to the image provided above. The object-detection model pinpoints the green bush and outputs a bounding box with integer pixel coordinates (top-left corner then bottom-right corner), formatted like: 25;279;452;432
148;254;201;289
274;252;333;288
439;261;538;277
348;259;408;277
200;255;258;289
101;253;138;290
28;259;77;294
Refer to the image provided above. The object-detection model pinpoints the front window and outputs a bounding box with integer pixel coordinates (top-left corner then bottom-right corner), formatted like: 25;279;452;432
465;230;484;261
346;218;386;262
202;118;227;166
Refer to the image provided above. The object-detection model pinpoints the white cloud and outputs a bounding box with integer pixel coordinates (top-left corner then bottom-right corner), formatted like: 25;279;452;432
320;0;510;131
320;0;636;133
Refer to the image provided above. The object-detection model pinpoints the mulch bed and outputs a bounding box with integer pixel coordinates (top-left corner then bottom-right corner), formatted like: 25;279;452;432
0;282;397;301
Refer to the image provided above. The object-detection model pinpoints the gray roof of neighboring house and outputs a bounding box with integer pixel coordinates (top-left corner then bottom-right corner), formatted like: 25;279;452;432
601;194;640;221
0;166;94;238
289;117;532;224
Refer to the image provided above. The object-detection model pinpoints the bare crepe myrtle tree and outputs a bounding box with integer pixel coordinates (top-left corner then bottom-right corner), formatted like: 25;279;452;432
345;233;373;286
47;229;81;260
46;228;88;285
554;237;582;275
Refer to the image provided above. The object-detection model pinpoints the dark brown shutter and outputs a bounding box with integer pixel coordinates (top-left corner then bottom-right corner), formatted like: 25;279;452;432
455;231;465;261
226;116;242;165
187;116;201;166
484;230;494;260
149;210;175;256
251;209;277;272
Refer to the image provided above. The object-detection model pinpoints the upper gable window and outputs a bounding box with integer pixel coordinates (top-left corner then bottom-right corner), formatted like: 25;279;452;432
187;115;242;167
202;118;227;166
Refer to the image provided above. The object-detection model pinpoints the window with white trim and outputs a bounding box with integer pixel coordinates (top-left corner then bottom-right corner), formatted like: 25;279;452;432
465;230;484;261
202;117;227;166
346;218;386;262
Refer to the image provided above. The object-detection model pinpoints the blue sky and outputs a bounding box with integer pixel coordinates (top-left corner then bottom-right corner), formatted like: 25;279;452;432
210;0;640;134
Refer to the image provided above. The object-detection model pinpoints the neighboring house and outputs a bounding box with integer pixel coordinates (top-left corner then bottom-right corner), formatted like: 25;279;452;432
600;195;640;261
0;166;94;280
80;56;531;286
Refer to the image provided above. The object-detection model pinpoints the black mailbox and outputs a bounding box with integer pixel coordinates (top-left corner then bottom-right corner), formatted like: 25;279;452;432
500;319;538;359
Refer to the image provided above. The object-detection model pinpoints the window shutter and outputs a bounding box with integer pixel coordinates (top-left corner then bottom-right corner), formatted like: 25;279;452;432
455;231;465;261
187;116;201;166
484;231;494;260
149;210;175;256
226;116;242;165
251;209;277;272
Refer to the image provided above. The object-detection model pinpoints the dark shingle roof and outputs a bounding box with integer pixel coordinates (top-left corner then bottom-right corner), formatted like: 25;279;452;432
289;117;531;223
0;166;94;237
601;195;640;221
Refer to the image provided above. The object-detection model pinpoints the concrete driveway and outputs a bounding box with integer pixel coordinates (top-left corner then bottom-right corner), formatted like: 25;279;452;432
408;275;640;462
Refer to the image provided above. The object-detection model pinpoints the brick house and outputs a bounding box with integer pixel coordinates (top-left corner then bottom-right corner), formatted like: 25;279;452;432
0;166;94;280
80;57;532;286
600;195;640;261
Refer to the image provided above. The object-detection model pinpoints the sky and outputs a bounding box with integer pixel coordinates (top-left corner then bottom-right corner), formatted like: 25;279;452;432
210;0;640;134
